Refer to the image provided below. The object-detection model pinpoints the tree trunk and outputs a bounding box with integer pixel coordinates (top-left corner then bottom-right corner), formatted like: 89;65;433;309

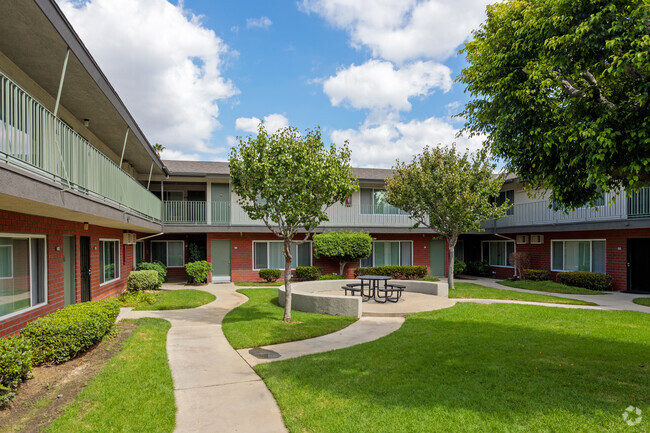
448;236;457;290
339;261;346;277
282;239;293;323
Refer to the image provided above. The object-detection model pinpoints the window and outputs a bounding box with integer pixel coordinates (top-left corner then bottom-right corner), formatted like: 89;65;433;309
481;240;515;267
359;188;405;215
551;240;606;272
134;241;145;266
360;241;413;267
0;234;47;318
493;190;515;215
455;241;465;262
253;241;312;270
151;241;185;267
100;239;120;284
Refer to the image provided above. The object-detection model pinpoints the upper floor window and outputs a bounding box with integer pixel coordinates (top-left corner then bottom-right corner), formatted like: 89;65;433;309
492;190;515;215
359;188;406;215
551;240;605;273
481;240;515;267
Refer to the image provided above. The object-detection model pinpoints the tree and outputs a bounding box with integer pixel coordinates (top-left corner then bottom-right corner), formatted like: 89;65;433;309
229;125;358;322
152;143;166;158
458;0;649;209
313;231;373;276
384;145;509;289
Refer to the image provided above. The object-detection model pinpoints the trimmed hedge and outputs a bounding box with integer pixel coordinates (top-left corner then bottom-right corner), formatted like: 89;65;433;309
0;336;33;406
454;259;466;276
137;261;167;288
466;261;492;277
295;266;323;280
185;260;213;283
259;268;281;282
354;266;428;279
318;274;346;280
556;272;613;291
523;269;551;281
20;300;120;365
128;270;159;291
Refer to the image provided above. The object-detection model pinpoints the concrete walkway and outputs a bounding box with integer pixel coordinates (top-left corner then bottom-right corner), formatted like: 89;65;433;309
464;277;650;313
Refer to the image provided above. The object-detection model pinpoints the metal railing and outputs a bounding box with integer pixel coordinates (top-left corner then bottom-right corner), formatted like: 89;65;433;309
163;201;206;224
0;71;161;221
628;187;650;218
211;201;231;225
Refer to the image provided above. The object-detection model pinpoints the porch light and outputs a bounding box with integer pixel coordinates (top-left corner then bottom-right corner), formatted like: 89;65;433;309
83;119;90;127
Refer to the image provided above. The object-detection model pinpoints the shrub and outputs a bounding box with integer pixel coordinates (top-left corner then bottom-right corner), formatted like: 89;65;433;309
454;259;466;276
556;272;613;291
188;242;206;262
0;336;32;406
466;261;492;277
21;300;120;365
295;266;323;280
127;270;159;291
259;268;281;282
353;266;428;279
117;291;157;307
185;260;213;284
523;269;551;281
137;261;167;288
510;252;532;278
317;274;346;280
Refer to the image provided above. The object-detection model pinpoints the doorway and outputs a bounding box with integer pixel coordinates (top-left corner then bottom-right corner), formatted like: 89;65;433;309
627;238;650;293
430;239;446;276
210;239;231;282
63;235;76;306
80;236;91;302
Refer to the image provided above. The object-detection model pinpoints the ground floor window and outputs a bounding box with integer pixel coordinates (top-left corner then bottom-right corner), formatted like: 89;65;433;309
134;241;145;266
100;239;120;284
151;240;184;267
253;241;311;270
551;240;606;273
361;241;413;267
481;240;515;267
455;240;465;262
0;234;46;318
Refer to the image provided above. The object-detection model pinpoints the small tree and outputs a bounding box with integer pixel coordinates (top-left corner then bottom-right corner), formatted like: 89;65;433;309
385;145;510;289
230;125;358;322
313;231;373;276
509;252;531;279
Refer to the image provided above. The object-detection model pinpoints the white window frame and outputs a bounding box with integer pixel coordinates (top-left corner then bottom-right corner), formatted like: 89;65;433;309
550;239;606;272
0;244;13;279
151;240;185;268
481;240;516;268
360;240;414;267
252;241;312;271
99;238;121;285
0;233;48;321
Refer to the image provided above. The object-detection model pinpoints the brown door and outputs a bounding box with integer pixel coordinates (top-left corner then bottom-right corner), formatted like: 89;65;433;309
80;236;91;302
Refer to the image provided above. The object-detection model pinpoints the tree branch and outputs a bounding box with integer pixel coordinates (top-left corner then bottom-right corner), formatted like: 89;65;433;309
581;71;615;108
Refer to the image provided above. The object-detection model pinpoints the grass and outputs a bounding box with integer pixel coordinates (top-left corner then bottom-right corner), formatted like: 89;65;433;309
256;303;650;433
45;318;175;433
222;289;357;349
117;289;215;310
633;297;650;307
419;276;440;282
450;282;596;305
234;281;284;287
499;279;605;295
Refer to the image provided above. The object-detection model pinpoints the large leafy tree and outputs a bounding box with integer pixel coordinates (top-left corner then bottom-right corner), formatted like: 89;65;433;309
229;125;358;322
313;231;373;276
384;145;509;289
458;0;649;208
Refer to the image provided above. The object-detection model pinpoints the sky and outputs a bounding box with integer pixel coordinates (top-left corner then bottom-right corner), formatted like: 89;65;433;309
57;0;493;168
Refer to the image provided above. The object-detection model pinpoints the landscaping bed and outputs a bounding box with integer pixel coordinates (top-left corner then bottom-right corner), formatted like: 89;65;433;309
451;283;596;305
117;289;215;310
499;279;606;295
633;298;650;308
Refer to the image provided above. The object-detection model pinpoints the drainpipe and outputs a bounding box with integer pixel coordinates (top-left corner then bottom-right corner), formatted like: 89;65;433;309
136;232;165;242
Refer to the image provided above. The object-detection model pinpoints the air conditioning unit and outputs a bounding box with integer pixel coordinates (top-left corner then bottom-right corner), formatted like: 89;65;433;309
530;234;544;245
123;233;137;245
516;234;529;245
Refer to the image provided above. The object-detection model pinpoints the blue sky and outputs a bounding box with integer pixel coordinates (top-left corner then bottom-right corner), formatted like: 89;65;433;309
58;0;492;167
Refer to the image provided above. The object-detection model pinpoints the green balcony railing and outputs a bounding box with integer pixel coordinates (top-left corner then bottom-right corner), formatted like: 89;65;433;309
163;201;206;224
211;201;231;225
0;71;161;221
628;187;650;218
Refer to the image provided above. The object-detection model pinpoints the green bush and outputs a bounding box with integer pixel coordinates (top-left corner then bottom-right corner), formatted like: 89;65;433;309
20;300;120;365
259;268;282;282
127;270;159;291
354;266;428;279
317;274;346;280
295;266;323;280
0;336;33;406
117;291;157;306
556;272;613;291
523;269;551;281
466;261;492;277
185;260;213;283
137;261;167;288
454;259;466;276
188;242;206;262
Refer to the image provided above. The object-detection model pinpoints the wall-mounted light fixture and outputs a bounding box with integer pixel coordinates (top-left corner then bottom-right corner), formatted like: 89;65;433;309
55;246;61;251
83;222;89;231
93;245;97;250
83;119;90;127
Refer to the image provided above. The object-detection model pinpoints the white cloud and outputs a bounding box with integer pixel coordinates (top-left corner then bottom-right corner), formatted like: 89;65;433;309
323;59;451;112
301;0;490;63
58;0;238;155
331;116;485;167
160;148;202;161
235;113;289;134
246;16;273;29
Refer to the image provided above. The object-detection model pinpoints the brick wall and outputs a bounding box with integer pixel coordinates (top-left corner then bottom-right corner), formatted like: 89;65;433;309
0;210;135;336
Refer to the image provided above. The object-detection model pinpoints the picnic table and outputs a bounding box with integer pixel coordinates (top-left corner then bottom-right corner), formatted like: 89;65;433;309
342;275;404;303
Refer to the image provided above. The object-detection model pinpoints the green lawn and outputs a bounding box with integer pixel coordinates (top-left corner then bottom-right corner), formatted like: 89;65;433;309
633;297;650;307
222;289;357;349
46;318;175;433
256;304;649;433
499;279;605;295
451;282;596;305
234;281;284;287
117;289;215;310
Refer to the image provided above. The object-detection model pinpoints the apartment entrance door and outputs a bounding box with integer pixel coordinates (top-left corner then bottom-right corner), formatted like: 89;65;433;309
80;236;91;302
63;235;76;306
430;239;446;277
627;238;650;293
211;239;231;282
